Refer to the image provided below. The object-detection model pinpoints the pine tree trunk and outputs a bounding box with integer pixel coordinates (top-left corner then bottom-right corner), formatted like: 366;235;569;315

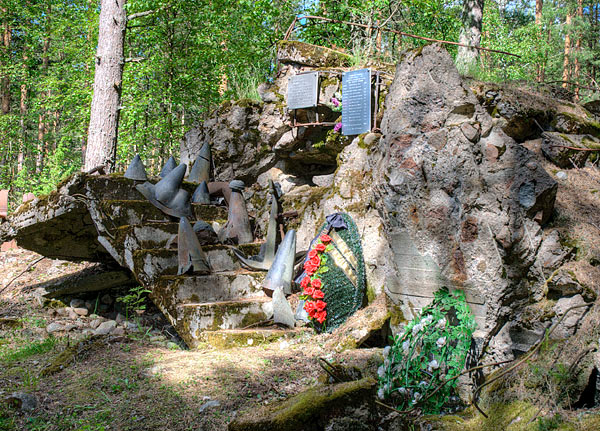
84;0;127;173
573;0;583;100
562;13;572;89
456;0;485;73
535;0;544;82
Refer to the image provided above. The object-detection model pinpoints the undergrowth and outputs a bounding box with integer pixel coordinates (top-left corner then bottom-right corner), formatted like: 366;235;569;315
377;288;476;413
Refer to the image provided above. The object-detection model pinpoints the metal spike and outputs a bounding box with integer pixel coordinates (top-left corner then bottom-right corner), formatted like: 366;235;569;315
136;182;192;218
191;181;210;204
272;286;296;328
124;154;148;181
155;163;187;204
159;156;177;178
263;229;296;297
178;217;211;275
188;143;211;184
232;179;281;271
220;180;253;244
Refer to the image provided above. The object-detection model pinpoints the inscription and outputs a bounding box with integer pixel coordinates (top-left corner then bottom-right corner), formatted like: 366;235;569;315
342;68;371;135
287;72;319;110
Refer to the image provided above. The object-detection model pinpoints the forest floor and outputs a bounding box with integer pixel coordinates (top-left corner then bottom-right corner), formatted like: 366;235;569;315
1;146;600;431
0;248;380;431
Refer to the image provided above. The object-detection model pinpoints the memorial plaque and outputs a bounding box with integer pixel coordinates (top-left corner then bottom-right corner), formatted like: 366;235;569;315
287;72;319;110
342;68;371;136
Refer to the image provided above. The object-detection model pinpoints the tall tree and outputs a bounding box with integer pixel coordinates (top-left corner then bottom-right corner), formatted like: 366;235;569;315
456;0;485;73
84;0;127;173
562;10;573;88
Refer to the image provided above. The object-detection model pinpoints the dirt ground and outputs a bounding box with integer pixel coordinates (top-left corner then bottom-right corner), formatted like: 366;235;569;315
0;248;381;431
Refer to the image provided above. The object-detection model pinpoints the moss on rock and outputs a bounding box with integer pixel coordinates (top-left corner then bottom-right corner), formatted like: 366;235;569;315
229;377;376;431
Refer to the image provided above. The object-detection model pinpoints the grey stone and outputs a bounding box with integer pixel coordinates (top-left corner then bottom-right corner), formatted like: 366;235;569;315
257;83;279;103
552;294;588;339
73;307;88;317
535;231;571;273
66;307;79;320
70;298;85;308
90;318;103;330
199;400;221;413
94;320;117;335
548;269;583;297
541;132;592;168
46;322;64;333
312;174;335;187
115;313;125;324
111;326;125;336
556;171;568;180
5;392;37;412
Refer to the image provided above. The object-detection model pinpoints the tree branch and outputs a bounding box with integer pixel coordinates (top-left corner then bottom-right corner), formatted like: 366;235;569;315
127;9;156;21
124;57;145;63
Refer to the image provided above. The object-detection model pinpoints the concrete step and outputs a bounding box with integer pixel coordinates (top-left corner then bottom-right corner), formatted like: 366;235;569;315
152;271;266;309
99;199;228;226
157;297;274;348
199;328;306;349
132;243;263;283
113;221;224;251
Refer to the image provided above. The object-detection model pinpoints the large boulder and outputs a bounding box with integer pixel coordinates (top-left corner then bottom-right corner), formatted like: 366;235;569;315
375;44;558;346
282;45;562;357
471;82;600;141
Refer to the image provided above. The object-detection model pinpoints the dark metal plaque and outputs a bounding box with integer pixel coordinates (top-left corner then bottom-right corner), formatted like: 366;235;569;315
342;68;371;135
287;72;319;110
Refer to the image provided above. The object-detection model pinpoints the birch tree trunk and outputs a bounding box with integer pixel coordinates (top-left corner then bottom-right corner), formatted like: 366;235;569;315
84;0;127;173
456;0;485;74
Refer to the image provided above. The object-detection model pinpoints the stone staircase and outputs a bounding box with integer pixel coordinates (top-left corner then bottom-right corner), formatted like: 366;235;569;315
92;184;295;348
1;173;304;348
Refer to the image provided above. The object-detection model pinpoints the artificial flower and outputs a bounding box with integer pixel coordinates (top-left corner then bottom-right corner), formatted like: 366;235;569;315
402;340;410;353
300;276;310;289
315;310;326;323
303;286;314;297
331;97;340;107
311;278;322;289
312;289;324;299
310;255;320;266
304;301;316;314
308;249;318;259
315;243;326;252
383;346;391;358
436;337;446;348
320;234;332;243
427;359;439;372
333;122;342;133
315;300;327;311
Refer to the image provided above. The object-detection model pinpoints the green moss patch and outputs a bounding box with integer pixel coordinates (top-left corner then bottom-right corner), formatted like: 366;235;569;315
229;377;376;431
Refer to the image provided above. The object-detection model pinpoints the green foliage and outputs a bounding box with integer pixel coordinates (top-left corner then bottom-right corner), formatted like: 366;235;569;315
1;0;600;198
0;336;61;365
377;288;476;414
537;413;563;431
116;285;151;321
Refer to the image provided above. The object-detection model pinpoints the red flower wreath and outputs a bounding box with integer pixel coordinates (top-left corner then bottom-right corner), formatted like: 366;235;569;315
300;233;334;326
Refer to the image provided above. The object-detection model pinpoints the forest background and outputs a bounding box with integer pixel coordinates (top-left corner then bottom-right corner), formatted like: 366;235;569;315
0;0;598;202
